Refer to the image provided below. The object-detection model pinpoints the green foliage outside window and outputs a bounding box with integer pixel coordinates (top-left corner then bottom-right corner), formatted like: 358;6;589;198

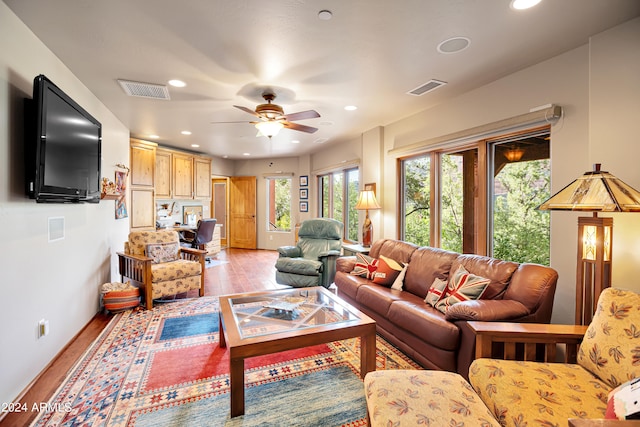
269;178;291;231
403;156;430;246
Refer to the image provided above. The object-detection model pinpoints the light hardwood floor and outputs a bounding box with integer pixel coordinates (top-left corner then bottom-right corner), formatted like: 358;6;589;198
1;248;282;427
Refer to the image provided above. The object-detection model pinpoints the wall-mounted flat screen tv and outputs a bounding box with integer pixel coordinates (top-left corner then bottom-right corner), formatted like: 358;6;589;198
25;74;102;203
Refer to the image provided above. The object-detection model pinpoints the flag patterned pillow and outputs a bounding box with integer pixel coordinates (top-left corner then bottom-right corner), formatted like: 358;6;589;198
424;277;448;306
350;253;379;279
435;264;490;314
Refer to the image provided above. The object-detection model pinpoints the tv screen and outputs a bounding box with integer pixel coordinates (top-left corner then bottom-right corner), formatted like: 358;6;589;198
25;74;102;203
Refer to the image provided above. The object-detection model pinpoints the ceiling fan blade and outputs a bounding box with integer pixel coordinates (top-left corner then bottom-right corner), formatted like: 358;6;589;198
233;105;261;117
280;110;320;121
283;121;318;134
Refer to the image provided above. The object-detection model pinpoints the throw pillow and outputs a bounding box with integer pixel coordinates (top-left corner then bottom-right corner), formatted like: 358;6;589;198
391;263;408;290
350;253;379;279
372;255;404;286
146;242;180;264
435;265;490;314
424;277;448;306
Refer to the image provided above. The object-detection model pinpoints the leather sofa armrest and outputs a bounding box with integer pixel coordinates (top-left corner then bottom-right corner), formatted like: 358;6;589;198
336;256;356;273
445;299;530;321
278;246;301;258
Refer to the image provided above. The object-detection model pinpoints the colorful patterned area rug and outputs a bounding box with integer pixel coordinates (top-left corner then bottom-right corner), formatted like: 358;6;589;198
31;297;421;427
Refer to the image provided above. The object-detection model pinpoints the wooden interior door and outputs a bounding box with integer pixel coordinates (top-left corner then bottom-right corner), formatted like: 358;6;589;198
211;178;228;246
229;176;257;249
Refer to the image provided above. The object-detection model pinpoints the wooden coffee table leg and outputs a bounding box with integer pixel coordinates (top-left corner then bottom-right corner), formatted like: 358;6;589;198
229;355;245;417
218;314;226;348
360;328;377;379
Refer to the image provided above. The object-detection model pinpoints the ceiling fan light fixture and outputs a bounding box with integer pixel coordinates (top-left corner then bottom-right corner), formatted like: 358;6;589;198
255;120;284;138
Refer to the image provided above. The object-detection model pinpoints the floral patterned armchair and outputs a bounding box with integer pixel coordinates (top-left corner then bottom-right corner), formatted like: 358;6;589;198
117;230;205;309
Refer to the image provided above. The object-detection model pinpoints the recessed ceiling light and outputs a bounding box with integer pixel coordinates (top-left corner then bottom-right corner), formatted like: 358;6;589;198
318;10;332;20
437;37;471;54
222;155;228;159
243;153;250;156
319;121;334;126
191;144;200;148
181;130;192;135
344;105;357;111
168;79;186;87
148;134;159;139
510;0;542;10
291;140;300;144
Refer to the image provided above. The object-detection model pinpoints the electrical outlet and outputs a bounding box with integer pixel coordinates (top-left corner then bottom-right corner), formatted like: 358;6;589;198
269;235;273;241
38;319;49;338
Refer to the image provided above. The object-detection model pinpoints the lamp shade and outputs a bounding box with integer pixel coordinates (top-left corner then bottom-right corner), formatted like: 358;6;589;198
355;190;381;210
255;120;284;138
538;164;640;212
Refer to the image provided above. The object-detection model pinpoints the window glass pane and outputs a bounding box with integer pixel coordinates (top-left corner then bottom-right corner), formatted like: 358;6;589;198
346;169;359;241
266;177;291;231
402;155;430;245
491;136;550;264
440;153;464;253
321;175;330;217
332;173;343;220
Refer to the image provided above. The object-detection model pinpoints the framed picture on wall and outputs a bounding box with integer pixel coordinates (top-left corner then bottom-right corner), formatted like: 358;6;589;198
300;201;308;212
300;188;308;199
299;175;308;187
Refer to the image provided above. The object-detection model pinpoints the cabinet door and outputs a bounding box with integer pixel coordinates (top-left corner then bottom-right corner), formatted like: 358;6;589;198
130;188;155;230
194;156;212;199
130;140;156;187
172;153;194;199
155;149;172;198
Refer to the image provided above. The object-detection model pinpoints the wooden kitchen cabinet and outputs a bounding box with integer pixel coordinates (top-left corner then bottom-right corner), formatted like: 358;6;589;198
129;139;157;230
194;156;212;199
155;148;172;198
172;152;194;199
130;139;156;188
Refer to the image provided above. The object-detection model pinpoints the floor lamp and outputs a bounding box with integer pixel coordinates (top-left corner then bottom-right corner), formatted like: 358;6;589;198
538;164;640;325
355;190;381;247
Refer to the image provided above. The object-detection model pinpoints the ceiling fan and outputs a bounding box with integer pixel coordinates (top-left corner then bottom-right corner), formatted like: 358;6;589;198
212;91;320;138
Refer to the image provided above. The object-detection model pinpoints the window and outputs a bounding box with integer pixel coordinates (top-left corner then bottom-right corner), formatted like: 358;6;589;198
319;168;359;241
266;177;291;231
400;128;550;264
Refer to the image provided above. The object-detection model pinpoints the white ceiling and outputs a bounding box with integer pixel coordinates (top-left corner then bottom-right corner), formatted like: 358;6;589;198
5;0;640;159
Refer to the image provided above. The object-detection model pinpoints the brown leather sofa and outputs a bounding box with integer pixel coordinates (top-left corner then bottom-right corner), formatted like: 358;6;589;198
333;239;558;379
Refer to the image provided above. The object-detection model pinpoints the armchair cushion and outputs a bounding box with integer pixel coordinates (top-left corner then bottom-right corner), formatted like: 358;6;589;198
576;287;640;388
277;246;301;258
274;257;323;276
151;260;202;282
146;242;180;263
470;359;610;424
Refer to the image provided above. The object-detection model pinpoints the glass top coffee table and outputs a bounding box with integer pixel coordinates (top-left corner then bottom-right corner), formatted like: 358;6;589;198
218;286;377;417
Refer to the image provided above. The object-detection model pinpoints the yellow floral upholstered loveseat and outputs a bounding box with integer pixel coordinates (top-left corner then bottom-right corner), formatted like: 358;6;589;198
364;287;640;426
117;230;206;309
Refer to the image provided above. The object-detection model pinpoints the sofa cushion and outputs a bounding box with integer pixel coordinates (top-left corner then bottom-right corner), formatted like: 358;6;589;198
372;255;403;286
577;287;640;388
350;253;379;279
357;284;405;317
334;271;369;302
435;265;490;313
389;296;460;351
403;247;458;299
470;359;610;425
365;370;500;427
451;254;518;300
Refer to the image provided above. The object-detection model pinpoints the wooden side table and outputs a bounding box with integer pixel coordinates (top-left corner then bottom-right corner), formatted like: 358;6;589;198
342;243;370;256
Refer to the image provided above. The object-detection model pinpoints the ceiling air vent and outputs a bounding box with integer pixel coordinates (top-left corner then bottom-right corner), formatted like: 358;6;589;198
117;79;170;100
407;79;447;96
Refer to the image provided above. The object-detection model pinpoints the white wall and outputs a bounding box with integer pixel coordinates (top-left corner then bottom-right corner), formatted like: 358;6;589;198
0;3;130;406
